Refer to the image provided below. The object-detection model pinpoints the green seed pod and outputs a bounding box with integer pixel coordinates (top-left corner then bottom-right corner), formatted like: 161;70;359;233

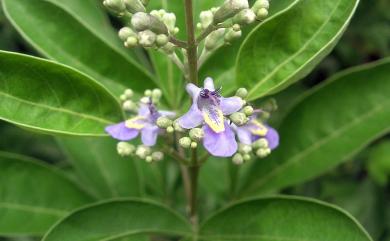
124;0;146;13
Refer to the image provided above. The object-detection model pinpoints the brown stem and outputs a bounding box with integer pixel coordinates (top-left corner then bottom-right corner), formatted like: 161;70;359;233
183;0;198;85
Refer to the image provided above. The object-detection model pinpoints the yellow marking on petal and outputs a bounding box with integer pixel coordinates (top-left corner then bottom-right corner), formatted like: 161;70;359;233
251;120;268;136
203;108;225;133
125;116;146;130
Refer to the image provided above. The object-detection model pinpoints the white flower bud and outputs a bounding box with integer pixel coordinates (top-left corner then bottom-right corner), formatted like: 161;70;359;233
179;137;192;148
103;0;126;14
138;30;156;47
152;152;164;161
124;88;134;98
235;88;248;98
239;144;252;154
145;155;153;162
120;94;127;101
156;116;173;128
252;138;268;149
214;0;249;24
140;96;150;104
173;120;185;132
230;112;248;126
144;89;152;96
189;128;204;141
256;8;268;20
136;145;151;159
131;12;168;34
156;34;169;47
122;100;137;111
162;12;177;33
152;88;162;99
232;153;244;165
256;148;271;158
233;9;256;25
117;142;135;156
161;42;175;54
166;126;174;133
124;0;146;13
119;27;136;41
191;142;198;149
199;10;214;29
224;28;242;43
124;36;138;48
243;154;251;161
253;0;269;11
205;28;226;51
243;105;254;116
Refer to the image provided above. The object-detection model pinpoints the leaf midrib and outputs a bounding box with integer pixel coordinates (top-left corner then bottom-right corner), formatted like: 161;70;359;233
246;0;343;98
246;102;388;193
0;202;67;217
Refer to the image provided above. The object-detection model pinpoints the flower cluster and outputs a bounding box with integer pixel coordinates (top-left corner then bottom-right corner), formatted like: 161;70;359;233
106;78;279;165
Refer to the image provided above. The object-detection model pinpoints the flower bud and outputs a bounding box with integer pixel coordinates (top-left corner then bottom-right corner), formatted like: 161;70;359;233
191;142;198;149
174;120;185;132
144;89;152;96
138;30;156;47
152;151;164;161
124;0;146;13
179;137;192;148
214;0;249;24
161;42;175;54
119;27;137;41
261;98;278;112
199;10;214;29
103;0;126;14
140;96;150;104
232;153;244;165
162;13;177;34
136;145;151;159
156;34;169;47
189;128;204;141
141;0;149;5
253;0;269;11
255;8;268;20
156;116;173;128
152;88;162;99
120;94;127;101
243;105;254;116
117;142;135;156
166;126;174;133
243;154;251;161
256;148;271;158
124;89;133;98
235;88;248;98
122;100;137;111
239;144;252;154
205;28;226;51
224;28;242;43
233;9;256;25
253;138;268;149
145;155;153;162
230;112;248;126
131;12;168;34
124;36;139;48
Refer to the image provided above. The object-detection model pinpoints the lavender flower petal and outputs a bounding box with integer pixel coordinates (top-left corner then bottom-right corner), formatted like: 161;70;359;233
186;83;201;99
204;77;215;91
105;122;139;141
159;110;176;118
138;104;150;117
266;126;279;150
178;103;204;129
141;124;159;146
220;97;243;115
236;126;252;145
203;122;237;157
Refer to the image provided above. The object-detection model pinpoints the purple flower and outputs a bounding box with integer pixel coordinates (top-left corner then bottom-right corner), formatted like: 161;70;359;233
235;118;279;150
105;101;175;146
178;77;244;157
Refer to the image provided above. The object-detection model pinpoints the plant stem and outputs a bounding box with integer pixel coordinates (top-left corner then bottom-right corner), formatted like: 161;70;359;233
183;0;198;85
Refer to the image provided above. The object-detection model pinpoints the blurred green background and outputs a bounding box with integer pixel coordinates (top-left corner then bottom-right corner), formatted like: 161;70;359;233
0;0;389;240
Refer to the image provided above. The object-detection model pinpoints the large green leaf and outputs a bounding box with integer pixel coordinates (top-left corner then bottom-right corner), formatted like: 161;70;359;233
241;58;390;196
0;152;93;236
237;0;359;100
58;136;142;199
42;200;192;241
0;51;122;136
199;196;372;241
367;140;390;185
2;0;155;95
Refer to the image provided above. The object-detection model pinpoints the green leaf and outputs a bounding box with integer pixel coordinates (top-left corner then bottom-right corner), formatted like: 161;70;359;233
42;200;192;241
0;152;93;236
2;0;155;95
57;136;142;199
237;0;359;101
367;140;390;185
0;51;123;136
199;196;372;241
241;58;390;195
